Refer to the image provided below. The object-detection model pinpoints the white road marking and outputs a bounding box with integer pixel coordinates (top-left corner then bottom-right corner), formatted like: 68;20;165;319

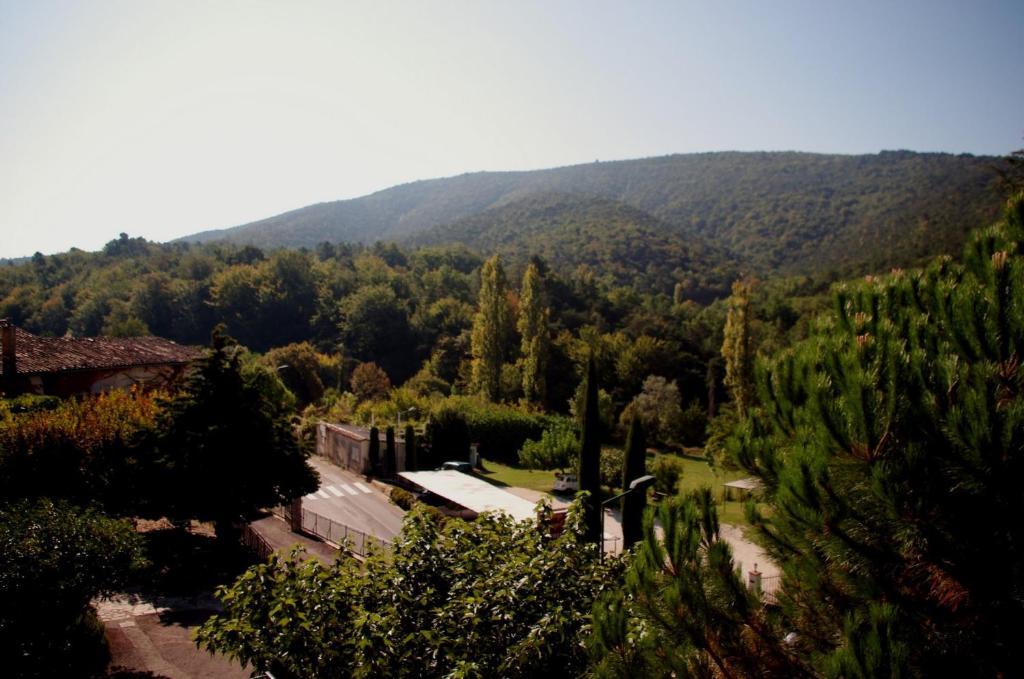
340;483;357;495
316;489;330;499
326;485;344;497
305;493;318;501
354;482;373;494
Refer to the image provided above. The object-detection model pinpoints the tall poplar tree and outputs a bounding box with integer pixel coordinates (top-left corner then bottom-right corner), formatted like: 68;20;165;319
518;262;549;405
578;355;603;543
720;278;755;416
470;255;512;402
620;414;647;550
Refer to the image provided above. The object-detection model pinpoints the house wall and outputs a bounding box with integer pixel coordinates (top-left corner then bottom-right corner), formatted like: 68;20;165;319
14;363;190;398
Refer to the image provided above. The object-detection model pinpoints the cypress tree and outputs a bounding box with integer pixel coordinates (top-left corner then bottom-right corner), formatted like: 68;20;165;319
578;354;603;543
470;255;512;402
367;426;380;477
404;424;417;472
620;414;647;550
518;262;549;405
384;426;396;478
720;279;755;416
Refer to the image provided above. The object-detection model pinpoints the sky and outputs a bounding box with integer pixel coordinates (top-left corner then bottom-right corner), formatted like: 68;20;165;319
1;1;1022;258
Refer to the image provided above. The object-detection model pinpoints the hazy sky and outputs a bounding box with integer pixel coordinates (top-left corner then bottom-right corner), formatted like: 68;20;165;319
2;1;1022;258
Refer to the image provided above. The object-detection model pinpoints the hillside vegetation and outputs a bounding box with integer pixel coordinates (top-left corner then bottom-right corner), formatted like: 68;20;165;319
409;192;734;299
182;150;1003;277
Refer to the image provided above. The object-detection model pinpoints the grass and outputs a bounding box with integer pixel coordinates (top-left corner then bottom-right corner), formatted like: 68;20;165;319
653;452;767;526
480;451;766;527
477;459;558;493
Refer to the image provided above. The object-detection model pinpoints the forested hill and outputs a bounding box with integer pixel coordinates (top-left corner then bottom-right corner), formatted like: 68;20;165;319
409;192;734;299
181;150;1003;276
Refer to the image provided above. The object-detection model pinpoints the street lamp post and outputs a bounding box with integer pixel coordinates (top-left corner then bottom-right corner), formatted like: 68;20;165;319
397;406;417;429
600;474;656;561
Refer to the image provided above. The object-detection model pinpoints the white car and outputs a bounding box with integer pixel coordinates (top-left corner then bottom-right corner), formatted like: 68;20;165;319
553;472;579;493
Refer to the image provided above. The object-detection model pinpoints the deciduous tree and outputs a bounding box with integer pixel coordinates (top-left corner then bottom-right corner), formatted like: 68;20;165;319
470;255;512;402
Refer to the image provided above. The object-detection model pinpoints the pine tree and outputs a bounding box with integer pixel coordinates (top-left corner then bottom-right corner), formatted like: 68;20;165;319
593;195;1024;677
591;490;795;677
620;414;647;550
368;426;380;477
578;354;603;543
384;426;396;478
470;255;512;402
720;279;755;417
404;424;417;472
518;262;549;405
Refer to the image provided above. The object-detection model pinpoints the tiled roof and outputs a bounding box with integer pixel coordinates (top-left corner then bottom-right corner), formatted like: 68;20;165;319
1;327;203;376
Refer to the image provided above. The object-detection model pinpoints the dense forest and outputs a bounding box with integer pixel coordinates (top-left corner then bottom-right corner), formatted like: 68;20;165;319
182;150;1003;276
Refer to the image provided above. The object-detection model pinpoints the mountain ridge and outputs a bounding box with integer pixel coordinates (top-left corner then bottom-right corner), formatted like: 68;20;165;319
178;150;1004;276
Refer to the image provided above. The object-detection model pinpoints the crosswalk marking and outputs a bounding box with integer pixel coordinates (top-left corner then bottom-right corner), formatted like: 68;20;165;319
303;480;375;501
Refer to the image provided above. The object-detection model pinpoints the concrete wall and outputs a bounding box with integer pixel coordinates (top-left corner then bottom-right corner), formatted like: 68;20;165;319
316;423;407;475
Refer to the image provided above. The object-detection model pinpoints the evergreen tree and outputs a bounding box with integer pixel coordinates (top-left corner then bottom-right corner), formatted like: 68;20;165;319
594;195;1024;677
591;490;795;677
384;426;396;478
368;426;380;477
404;424;417;472
157;327;318;538
518;262;549;405
620;414;647;550
470;255;512;402
578;354;603;543
720;279;755;416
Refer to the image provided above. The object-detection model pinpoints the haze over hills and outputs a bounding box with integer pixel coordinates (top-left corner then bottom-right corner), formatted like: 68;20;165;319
180;150;1003;277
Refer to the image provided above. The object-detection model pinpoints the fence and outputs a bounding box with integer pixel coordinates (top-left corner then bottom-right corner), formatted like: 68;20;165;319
759;574;781;606
300;507;391;558
239;523;275;561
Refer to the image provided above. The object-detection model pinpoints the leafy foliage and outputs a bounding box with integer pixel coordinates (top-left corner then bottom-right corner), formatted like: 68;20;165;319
0;498;146;678
518;418;578;470
0;388;162;515
196;502;624;678
470;255;513;401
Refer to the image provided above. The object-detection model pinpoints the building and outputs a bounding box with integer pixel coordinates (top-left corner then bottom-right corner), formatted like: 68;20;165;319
316;421;407;475
0;319;201;397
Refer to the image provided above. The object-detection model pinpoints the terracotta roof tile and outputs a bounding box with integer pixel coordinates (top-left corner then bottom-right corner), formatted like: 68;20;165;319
1;327;202;376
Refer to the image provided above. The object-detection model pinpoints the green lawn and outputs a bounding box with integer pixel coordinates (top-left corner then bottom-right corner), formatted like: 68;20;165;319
477;459;558;493
479;453;764;526
655;452;765;526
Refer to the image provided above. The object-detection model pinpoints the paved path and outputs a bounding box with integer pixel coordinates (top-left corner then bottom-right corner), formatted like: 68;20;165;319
305;456;405;541
98;595;248;678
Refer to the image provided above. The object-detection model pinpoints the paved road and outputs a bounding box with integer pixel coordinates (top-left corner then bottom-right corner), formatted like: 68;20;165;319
304;456;405;541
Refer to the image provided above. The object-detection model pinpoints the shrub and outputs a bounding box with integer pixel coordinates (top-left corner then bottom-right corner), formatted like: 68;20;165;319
389;487;416;511
518;418;578;470
650;455;683;495
436;396;550;464
600;447;624;490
